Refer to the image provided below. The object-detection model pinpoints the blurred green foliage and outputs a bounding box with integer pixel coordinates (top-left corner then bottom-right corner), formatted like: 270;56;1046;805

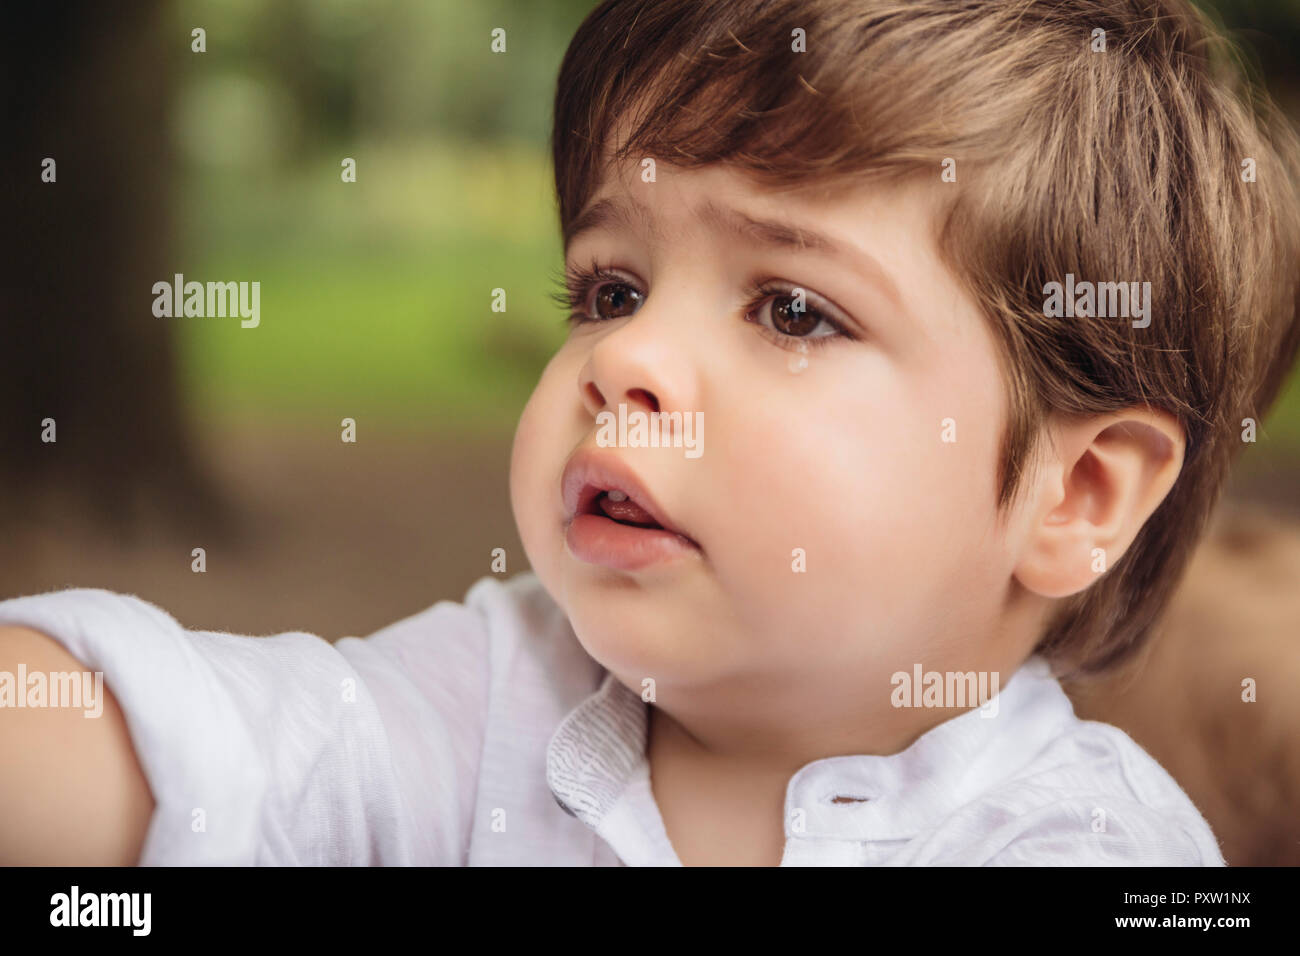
178;142;566;433
175;0;594;435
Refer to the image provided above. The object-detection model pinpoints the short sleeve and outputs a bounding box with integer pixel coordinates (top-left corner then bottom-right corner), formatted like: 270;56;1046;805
0;584;493;865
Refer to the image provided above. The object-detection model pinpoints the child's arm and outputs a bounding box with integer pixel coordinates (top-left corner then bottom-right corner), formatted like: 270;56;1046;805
0;584;494;865
0;624;154;865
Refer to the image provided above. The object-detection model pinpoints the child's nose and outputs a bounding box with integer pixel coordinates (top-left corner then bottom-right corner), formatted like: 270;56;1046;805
582;381;658;419
577;322;698;420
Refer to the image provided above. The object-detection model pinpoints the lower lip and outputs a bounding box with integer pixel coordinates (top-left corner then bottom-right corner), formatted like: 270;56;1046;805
565;513;700;571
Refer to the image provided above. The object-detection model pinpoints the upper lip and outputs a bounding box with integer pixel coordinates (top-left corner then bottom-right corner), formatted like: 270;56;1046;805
561;448;697;545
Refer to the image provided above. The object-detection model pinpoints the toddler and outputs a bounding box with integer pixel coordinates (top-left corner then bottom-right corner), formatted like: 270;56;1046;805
3;0;1299;866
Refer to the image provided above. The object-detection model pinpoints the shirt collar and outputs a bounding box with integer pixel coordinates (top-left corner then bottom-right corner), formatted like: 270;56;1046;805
546;655;1077;844
546;670;646;830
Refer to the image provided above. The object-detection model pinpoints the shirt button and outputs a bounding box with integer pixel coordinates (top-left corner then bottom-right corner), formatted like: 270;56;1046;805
554;794;577;817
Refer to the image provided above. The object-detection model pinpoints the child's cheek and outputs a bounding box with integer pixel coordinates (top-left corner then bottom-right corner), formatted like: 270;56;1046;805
508;361;573;576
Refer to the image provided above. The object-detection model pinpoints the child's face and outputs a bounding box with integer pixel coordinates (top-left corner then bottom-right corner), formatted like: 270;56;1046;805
511;159;1038;721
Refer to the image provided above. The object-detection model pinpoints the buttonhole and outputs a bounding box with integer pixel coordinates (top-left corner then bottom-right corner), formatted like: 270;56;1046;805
830;794;871;804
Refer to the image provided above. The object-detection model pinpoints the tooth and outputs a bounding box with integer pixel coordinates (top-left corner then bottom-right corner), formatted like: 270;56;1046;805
606;490;628;502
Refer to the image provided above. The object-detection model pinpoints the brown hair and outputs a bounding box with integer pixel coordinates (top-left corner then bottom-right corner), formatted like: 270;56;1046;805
550;0;1300;678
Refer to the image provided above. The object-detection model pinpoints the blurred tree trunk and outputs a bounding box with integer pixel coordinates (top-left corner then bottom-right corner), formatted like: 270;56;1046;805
1;1;228;540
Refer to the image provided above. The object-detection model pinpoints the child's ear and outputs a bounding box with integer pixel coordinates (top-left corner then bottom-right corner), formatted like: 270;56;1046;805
1014;407;1185;599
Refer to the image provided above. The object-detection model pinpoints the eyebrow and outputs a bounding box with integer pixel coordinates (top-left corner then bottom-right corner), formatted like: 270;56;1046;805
565;194;907;313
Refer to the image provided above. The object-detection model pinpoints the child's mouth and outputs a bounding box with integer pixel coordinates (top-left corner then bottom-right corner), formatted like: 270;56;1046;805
560;452;701;572
595;490;661;528
566;504;699;572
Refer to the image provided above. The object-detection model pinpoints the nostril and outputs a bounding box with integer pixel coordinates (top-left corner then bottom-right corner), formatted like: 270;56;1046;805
627;387;659;414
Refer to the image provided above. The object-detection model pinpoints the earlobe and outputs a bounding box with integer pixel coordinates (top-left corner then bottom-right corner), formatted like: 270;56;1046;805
1013;408;1185;600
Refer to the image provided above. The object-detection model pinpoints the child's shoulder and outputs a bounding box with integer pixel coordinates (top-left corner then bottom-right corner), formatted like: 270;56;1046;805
354;571;604;721
915;663;1226;866
361;571;582;661
364;573;609;865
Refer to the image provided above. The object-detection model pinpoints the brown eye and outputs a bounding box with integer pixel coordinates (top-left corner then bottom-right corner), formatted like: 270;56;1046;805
769;294;820;336
593;282;644;319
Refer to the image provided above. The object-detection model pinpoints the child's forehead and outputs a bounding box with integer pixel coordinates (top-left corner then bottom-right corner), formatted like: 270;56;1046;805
579;154;947;251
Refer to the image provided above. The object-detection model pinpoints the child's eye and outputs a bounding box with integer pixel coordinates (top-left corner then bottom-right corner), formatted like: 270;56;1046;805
579;277;645;321
742;282;855;351
548;261;856;352
548;261;645;323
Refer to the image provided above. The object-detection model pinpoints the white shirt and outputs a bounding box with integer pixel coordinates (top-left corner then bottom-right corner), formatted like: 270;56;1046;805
0;572;1225;865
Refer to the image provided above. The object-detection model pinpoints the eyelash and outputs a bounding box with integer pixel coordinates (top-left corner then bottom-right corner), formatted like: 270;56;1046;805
547;258;857;352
